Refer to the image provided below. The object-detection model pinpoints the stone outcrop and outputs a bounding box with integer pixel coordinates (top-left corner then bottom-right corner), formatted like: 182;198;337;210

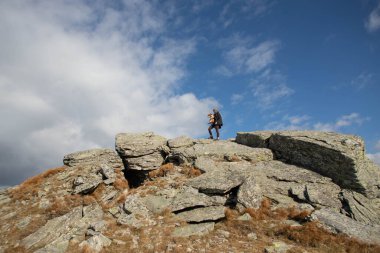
2;130;380;252
63;148;123;169
236;131;380;198
168;139;273;164
115;132;168;171
21;203;103;252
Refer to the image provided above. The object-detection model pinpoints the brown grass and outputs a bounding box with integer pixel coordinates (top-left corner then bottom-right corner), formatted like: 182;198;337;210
45;194;83;218
274;222;380;253
113;169;129;191
10;166;66;200
181;166;202;178
148;163;175;178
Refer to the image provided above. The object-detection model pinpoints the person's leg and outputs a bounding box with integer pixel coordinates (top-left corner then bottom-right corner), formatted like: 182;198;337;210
215;125;220;139
208;125;213;139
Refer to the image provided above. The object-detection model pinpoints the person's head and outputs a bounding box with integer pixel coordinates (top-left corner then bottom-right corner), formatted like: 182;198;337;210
213;108;218;113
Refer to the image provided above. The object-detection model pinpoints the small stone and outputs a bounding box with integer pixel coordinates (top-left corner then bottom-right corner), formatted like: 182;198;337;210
237;213;252;221
247;232;257;240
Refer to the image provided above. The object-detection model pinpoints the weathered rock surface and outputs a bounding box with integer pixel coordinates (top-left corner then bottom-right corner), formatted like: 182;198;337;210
167;136;194;149
340;190;380;225
63;148;123;169
115;132;168;170
187;161;250;194
169;139;273;164
21;203;103;252
80;234;112;253
236;131;380;198
312;209;380;245
172;222;215;237
176;206;226;223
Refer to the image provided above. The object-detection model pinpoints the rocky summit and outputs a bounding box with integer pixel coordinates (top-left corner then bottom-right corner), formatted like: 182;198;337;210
1;131;380;253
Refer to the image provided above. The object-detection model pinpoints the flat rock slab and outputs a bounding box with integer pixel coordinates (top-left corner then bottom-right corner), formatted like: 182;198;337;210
63;148;123;169
186;161;251;194
172;222;215;237
312;209;380;245
236;131;380;198
169;140;273;164
176;206;226;222
167;136;194;149
169;187;226;212
21;203;103;251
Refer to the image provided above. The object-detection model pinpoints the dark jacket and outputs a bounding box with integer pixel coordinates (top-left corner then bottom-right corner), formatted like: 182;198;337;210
214;112;223;126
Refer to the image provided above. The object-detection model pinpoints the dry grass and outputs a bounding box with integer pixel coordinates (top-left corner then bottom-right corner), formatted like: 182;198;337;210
113;169;129;191
10;166;66;200
274;222;380;253
45;194;83;218
181;166;202;178
148;163;175;178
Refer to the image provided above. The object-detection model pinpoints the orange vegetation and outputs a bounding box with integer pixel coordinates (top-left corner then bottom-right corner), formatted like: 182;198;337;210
10;166;66;200
148;163;175;178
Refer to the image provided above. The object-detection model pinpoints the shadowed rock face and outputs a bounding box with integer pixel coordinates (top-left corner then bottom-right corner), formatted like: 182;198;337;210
236;131;380;198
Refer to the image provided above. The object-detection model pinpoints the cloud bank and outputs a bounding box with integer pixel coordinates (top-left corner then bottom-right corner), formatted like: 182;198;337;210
0;0;218;185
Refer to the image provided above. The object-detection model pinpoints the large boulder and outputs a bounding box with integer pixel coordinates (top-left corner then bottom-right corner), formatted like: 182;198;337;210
236;160;342;210
115;132;169;171
63;148;124;170
236;131;380;198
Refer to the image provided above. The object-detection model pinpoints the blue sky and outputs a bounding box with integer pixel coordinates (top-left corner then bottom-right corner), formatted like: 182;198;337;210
0;0;379;185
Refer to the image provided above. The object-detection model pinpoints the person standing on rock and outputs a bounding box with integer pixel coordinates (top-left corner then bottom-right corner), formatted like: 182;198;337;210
208;108;223;140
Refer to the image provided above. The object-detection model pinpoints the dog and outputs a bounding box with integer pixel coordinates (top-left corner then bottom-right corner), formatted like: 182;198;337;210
208;113;215;124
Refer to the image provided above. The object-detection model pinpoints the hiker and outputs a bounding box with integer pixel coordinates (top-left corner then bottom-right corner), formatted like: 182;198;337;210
208;108;223;140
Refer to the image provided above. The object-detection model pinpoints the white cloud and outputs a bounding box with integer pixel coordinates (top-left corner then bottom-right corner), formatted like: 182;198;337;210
313;113;369;132
351;72;373;90
231;93;244;105
250;69;294;109
367;153;380;165
221;38;280;75
265;113;369;133
365;2;380;32
0;0;218;185
376;140;380;150
265;115;311;130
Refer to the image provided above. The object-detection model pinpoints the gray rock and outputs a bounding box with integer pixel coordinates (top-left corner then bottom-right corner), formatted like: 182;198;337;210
236;160;342;210
237;175;263;209
247;232;257;240
237;213;252;221
168;136;194;149
16;216;31;229
266;131;380;198
169;140;273;164
21;203;103;251
116;213;156;228
236;131;274;148
312;209;380;245
176;206;225;222
115;132;168;170
99;164;115;180
72;174;103;194
142;195;171;214
186;161;251;194
80;234;112;253
63;148;123;170
169;187;226;212
264;241;292;253
89;220;107;232
172;222;215;237
340;190;380;225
